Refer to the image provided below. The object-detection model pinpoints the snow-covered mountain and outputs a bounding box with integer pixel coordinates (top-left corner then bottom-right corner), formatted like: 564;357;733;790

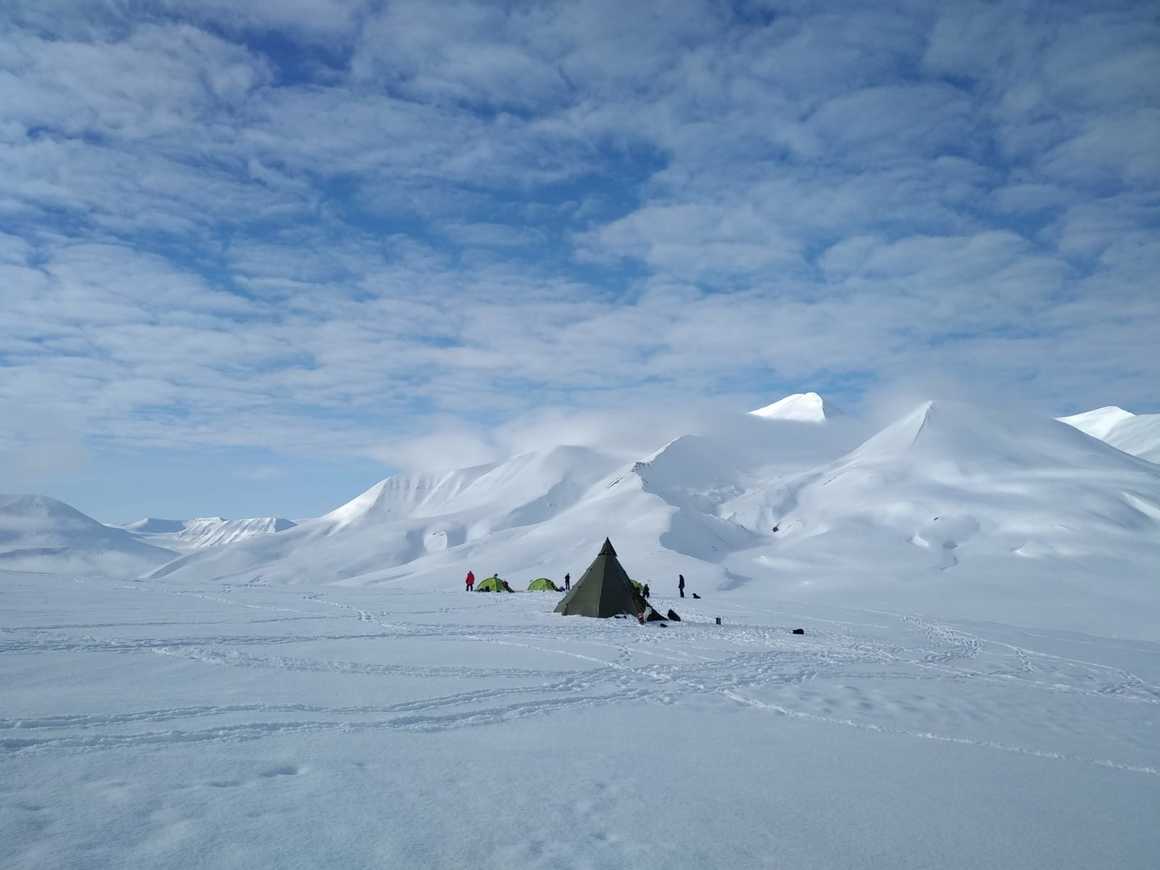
749;391;830;422
716;400;1160;634
1059;406;1160;463
0;494;176;576
12;393;1160;635
145;398;1160;637
728;400;1160;554
149;445;630;585
121;515;296;552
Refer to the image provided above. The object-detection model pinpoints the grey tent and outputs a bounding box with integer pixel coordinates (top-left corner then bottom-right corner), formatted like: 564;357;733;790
555;538;654;619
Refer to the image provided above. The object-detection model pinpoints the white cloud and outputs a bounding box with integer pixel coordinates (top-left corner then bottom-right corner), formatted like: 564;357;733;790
0;0;1157;514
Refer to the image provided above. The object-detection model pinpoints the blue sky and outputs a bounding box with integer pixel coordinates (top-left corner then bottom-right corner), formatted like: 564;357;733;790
1;0;1158;521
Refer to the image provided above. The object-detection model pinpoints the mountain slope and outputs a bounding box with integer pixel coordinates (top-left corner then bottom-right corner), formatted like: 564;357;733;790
1103;415;1160;462
1059;406;1160;462
729;401;1160;551
122;516;296;552
1058;406;1136;440
749;391;829;422
716;400;1160;634
0;494;176;576
149;446;630;584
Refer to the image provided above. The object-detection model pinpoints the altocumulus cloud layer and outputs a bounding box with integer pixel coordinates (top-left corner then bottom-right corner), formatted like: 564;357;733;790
1;0;1158;516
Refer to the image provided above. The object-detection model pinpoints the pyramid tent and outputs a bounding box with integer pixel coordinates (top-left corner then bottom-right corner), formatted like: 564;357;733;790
476;575;514;592
554;539;648;618
528;577;561;592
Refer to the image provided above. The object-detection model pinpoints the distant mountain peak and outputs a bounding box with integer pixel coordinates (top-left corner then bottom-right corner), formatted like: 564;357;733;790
1058;406;1135;439
123;515;297;552
0;493;176;576
1059;405;1160;463
749;392;829;423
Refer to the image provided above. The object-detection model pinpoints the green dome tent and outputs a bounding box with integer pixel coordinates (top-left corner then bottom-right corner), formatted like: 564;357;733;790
527;577;561;592
476;575;514;593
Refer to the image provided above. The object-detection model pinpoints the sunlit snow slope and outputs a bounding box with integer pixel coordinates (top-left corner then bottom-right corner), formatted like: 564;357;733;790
122;516;296;551
718;400;1160;635
1060;406;1160;463
150;445;630;585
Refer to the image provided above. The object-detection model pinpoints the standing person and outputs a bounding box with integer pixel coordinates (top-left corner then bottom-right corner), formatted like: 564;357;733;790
465;570;475;592
564;573;571;592
678;574;685;598
642;583;651;599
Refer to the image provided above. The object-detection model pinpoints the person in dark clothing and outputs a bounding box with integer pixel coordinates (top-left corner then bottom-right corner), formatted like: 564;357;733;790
678;574;685;598
642;583;650;599
564;573;571;591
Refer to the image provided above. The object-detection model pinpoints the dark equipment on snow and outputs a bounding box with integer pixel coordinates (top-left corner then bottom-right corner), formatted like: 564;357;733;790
792;628;805;635
715;616;722;625
692;593;701;600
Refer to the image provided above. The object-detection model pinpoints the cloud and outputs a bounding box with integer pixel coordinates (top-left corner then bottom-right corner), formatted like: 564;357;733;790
0;402;90;489
0;0;1157;516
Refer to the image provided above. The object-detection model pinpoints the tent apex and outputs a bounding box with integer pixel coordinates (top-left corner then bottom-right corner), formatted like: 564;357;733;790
600;537;617;557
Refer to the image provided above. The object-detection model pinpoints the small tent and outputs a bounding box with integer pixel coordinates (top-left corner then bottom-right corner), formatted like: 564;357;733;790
527;577;561;592
555;538;657;619
476;576;514;592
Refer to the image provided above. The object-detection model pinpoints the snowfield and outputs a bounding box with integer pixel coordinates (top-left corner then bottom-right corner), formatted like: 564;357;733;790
3;398;1160;868
2;572;1158;869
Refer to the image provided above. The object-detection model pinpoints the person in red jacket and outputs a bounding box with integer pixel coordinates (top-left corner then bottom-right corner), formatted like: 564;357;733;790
465;570;475;592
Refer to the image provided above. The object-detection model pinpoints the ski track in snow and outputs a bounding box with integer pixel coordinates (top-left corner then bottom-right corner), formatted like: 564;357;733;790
3;578;1158;783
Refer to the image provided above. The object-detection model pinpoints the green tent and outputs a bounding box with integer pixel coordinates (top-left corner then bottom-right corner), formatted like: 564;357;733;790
555;538;651;619
476;575;514;593
527;577;561;592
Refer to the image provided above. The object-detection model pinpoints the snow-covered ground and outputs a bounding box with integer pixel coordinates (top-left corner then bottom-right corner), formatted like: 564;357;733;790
3;571;1158;869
